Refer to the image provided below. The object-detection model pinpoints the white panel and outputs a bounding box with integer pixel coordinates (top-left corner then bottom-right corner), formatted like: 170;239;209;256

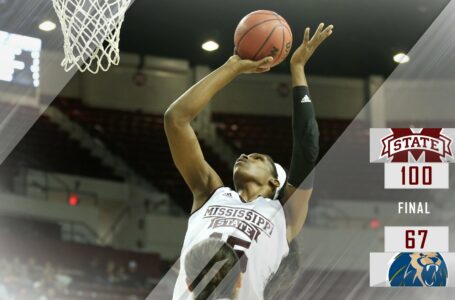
384;163;449;189
384;226;449;252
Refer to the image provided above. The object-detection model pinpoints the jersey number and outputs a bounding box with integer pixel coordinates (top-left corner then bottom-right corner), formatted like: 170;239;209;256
210;232;251;272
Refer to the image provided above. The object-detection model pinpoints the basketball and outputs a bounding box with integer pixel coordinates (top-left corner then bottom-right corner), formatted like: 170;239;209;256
234;10;293;67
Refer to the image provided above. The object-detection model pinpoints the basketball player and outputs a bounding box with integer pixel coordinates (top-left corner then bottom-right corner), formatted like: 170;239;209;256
165;23;334;300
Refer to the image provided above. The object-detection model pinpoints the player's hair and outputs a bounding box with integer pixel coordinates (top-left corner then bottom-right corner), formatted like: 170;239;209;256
185;239;241;300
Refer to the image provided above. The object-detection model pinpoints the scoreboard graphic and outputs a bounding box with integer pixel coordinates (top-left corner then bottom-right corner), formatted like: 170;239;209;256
370;129;454;287
370;227;453;287
370;128;455;189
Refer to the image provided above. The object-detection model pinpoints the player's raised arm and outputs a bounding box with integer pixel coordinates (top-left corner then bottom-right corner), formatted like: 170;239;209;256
164;55;274;212
282;23;334;241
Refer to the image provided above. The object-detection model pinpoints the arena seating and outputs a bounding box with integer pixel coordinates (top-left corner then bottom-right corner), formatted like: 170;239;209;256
0;104;121;192
49;99;382;202
0;214;61;240
0;227;160;300
53;98;233;212
213;113;294;167
212;113;352;167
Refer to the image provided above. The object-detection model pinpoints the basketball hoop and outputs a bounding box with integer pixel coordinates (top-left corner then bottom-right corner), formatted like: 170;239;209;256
52;0;133;74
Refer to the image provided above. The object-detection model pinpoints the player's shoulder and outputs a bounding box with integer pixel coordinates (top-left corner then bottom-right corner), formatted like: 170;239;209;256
190;186;231;216
209;186;240;201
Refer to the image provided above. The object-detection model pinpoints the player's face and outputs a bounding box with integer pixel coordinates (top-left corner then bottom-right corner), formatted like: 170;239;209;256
233;153;276;186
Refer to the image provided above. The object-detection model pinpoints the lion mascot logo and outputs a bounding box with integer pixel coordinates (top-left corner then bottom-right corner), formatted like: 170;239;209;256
388;252;448;287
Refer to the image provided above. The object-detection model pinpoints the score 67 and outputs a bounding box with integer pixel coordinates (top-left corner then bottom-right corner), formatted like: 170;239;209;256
405;229;428;249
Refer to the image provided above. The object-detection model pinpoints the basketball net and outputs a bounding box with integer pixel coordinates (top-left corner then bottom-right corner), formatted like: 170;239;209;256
52;0;133;74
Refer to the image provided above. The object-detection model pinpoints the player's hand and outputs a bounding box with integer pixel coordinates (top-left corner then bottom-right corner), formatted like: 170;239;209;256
290;23;334;67
225;54;274;74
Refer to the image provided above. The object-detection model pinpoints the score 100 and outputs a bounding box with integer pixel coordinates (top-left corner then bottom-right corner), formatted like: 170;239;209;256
401;165;432;186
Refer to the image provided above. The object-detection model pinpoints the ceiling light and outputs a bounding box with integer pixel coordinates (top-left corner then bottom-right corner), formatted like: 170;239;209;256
39;21;56;32
393;53;410;64
202;40;219;52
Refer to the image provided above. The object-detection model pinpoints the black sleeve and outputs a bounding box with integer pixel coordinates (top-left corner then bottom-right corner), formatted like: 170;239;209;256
288;86;320;189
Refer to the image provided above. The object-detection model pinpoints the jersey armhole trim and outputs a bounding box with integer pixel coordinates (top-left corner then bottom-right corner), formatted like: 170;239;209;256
190;186;225;216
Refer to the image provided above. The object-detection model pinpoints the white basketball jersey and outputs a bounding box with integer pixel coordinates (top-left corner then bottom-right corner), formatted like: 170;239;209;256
172;187;289;300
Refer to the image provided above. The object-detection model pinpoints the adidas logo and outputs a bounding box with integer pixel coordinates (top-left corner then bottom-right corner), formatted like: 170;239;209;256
301;95;312;103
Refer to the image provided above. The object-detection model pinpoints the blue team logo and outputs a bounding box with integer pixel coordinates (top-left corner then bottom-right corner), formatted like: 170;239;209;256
388;252;448;287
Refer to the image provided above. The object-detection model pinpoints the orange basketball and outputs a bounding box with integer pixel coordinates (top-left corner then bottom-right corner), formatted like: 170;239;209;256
234;10;293;67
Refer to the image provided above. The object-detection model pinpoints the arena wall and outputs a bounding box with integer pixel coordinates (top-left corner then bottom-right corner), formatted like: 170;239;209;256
55;53;368;120
0;191;99;230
